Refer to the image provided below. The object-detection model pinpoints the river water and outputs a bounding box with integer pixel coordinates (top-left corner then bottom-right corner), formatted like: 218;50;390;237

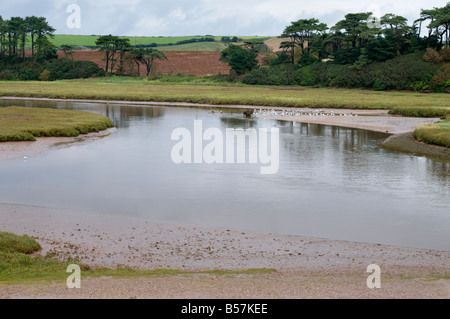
1;99;449;251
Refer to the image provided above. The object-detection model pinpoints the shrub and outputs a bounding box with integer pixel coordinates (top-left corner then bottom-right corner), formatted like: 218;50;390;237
39;69;51;81
430;63;450;92
373;78;388;91
0;70;13;80
296;64;319;86
0;57;104;81
410;81;430;92
243;64;298;85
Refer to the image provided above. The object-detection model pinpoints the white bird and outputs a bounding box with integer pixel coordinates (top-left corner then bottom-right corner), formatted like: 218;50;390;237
24;156;28;161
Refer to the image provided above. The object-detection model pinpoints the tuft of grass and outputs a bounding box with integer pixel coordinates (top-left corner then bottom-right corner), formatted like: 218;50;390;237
0;232;41;254
0;106;114;142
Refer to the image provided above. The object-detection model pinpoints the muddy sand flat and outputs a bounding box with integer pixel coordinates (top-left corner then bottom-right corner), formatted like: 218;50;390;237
0;204;449;299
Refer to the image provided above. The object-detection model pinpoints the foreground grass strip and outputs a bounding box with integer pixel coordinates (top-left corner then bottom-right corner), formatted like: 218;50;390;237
0;232;275;285
0;106;114;142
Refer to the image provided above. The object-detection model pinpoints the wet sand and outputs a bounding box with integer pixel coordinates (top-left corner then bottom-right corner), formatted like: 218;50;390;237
0;204;449;299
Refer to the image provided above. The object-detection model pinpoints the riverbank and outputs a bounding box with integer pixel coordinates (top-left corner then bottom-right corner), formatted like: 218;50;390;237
0;203;449;298
0;127;116;161
380;132;450;163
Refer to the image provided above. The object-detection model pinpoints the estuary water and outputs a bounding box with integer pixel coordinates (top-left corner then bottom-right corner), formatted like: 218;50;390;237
1;99;449;251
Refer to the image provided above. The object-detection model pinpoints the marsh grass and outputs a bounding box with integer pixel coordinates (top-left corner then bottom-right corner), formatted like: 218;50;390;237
389;106;450;118
413;117;450;148
0;106;114;142
0;80;448;110
0;232;275;285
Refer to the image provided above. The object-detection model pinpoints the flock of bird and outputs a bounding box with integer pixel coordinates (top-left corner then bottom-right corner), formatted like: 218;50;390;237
251;108;359;118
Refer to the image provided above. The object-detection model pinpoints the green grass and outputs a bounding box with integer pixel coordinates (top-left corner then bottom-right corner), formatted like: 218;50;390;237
0;106;114;142
157;41;227;52
0;232;41;254
0;232;275;285
413;115;450;148
50;35;219;48
0;79;448;110
389;106;450;118
46;35;270;50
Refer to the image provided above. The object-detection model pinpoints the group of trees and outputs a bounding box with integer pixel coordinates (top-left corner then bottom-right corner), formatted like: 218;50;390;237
0;16;104;81
95;35;167;76
277;3;449;66
222;3;449;91
0;16;56;60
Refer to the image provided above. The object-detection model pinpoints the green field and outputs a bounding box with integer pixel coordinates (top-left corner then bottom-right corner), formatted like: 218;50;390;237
157;41;228;52
47;34;270;51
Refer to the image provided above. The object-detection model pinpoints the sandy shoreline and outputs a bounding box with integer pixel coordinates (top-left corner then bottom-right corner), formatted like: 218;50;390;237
0;204;449;298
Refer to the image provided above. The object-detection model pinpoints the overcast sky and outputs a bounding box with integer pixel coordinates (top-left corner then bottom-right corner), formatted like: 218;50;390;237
1;0;446;36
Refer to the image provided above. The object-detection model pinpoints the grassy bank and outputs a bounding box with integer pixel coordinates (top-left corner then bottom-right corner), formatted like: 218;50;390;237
0;232;275;285
0;106;114;142
413;115;450;148
380;132;450;162
0;79;449;111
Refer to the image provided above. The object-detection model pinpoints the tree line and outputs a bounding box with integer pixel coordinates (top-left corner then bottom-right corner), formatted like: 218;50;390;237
0;16;56;60
221;3;450;91
277;3;449;66
0;16;104;81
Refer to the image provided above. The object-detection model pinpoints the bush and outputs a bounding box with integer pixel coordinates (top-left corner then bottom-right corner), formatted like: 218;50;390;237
430;63;450;92
0;70;13;80
296;64;319;86
0;57;104;81
410;81;431;92
39;69;51;81
373;78;388;91
243;64;298;85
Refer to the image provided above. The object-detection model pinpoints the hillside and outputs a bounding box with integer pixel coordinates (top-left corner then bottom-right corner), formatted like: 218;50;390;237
48;35;272;52
57;50;231;76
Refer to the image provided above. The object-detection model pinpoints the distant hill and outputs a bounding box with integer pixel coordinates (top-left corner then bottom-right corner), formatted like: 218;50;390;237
49;35;271;51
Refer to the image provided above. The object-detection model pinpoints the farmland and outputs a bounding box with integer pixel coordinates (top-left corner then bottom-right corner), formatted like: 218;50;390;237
56;50;231;76
47;34;271;51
